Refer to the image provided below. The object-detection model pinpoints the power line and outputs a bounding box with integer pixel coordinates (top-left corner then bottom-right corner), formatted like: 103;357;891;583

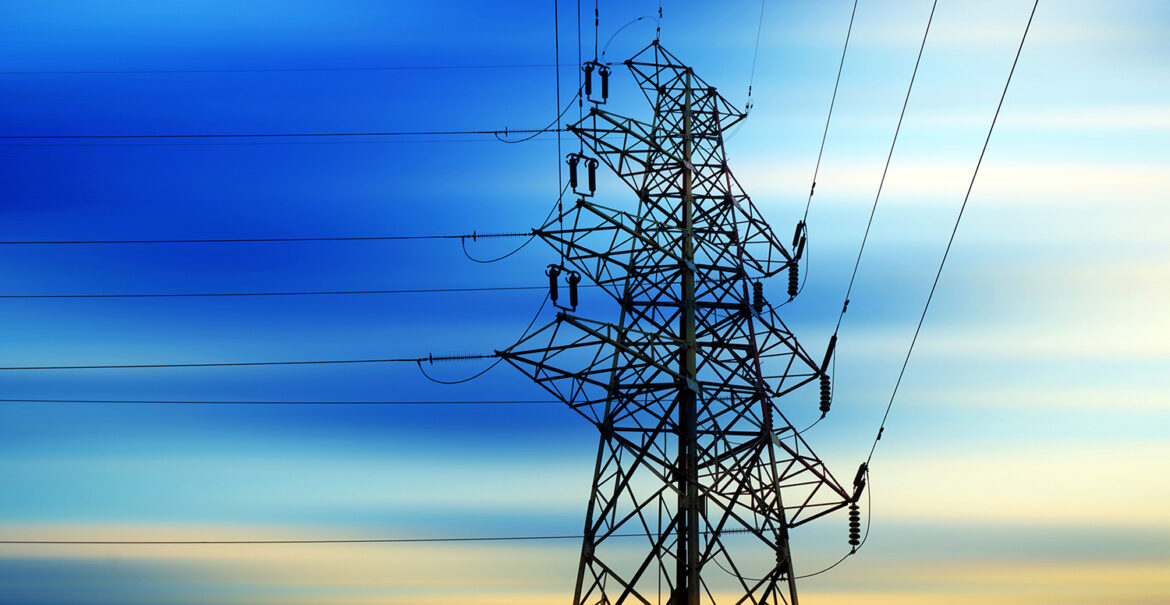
0;128;562;141
745;0;766;111
0;534;591;545
801;0;859;224
555;0;565;218
0;354;496;372
866;0;1039;466
0;136;558;148
0;396;843;407
461;193;561;263
0;232;529;245
0;527;760;546
496;90;581;144
599;15;657;60
593;0;599;60
835;0;938;334
420;291;548;385
5;96;580;146
0;284;596;300
0;399;558;405
0;285;556;376
0;63;575;76
789;0;860;301
794;468;872;580
500;41;846;600
657;1;663;39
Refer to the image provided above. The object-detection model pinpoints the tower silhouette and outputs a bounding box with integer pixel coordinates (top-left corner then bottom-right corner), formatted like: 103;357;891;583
500;42;852;605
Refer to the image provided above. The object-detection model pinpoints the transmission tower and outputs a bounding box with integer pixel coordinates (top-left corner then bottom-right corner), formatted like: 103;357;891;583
499;41;858;604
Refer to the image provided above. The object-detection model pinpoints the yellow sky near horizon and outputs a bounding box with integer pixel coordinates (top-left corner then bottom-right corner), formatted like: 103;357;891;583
3;520;1168;604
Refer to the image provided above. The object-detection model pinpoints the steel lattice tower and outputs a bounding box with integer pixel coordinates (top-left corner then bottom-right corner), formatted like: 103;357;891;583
499;42;853;605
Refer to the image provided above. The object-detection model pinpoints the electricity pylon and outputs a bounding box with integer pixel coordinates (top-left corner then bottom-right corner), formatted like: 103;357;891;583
499;41;853;605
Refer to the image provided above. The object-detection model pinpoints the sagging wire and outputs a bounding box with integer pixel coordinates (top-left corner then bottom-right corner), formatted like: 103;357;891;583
0;232;531;246
416;357;505;385
858;467;873;549
794;467;872;579
459;232;534;264
460;183;570;263
416;291;551;385
9;128;553;142
754;245;809;313
600;15;660;60
493;91;580;144
764;249;809;312
711;551;767;585
713;390;870;583
707;463;873;584
796;413;822;436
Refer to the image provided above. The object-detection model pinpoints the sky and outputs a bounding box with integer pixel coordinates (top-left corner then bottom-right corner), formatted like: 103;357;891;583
1;0;1168;603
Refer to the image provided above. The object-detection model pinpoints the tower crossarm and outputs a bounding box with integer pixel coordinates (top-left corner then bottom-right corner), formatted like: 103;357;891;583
567;90;797;279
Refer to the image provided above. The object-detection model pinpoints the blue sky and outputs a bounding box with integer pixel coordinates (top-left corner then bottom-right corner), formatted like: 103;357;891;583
1;1;1168;603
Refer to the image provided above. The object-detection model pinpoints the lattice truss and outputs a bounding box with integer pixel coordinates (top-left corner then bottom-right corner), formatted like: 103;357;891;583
499;42;850;605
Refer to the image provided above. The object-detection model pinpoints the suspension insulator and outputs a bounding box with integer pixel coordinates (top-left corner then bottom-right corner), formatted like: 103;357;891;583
792;221;807;266
545;265;561;304
819;374;831;415
586;158;598;193
566;155;580;190
567;271;581;309
599;65;611;101
820;334;837;374
787;262;799;298
582;63;594;96
848;502;861;547
853;462;869;496
752;281;764;314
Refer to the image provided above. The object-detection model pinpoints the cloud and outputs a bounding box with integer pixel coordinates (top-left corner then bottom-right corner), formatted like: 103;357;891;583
872;441;1170;527
736;157;1170;205
5;519;1168;603
802;559;1170;604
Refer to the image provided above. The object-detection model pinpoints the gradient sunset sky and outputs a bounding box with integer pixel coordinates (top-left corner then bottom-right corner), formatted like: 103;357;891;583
1;1;1167;603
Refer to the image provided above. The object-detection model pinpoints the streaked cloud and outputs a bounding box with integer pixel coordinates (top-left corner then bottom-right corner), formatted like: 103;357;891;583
738;157;1170;204
873;441;1170;527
